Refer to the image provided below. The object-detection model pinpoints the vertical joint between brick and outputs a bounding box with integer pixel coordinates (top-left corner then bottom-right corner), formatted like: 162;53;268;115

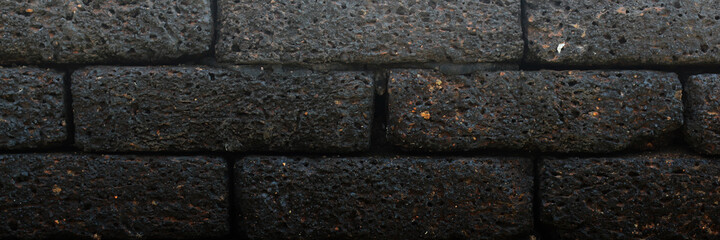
520;0;530;69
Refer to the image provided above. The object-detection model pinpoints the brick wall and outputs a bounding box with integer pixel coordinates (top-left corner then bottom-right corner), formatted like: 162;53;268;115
1;0;719;239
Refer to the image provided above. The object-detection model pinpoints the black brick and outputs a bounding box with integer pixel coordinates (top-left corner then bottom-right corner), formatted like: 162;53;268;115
73;66;373;152
387;70;683;153
0;67;66;149
0;153;228;239
236;156;533;239
0;0;211;64
217;0;523;64
684;74;720;154
526;0;720;66
540;152;720;239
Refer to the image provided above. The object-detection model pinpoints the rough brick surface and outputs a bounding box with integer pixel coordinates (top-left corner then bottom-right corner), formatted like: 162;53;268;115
217;0;523;64
388;70;683;153
0;67;66;149
526;0;720;66
685;74;720;155
540;152;720;239
73;66;373;152
0;154;228;239
236;156;533;239
0;0;211;64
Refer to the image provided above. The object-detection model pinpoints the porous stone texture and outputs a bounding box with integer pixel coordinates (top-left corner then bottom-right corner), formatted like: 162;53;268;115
73;66;373;152
526;0;720;66
0;67;66;149
236;156;533;240
540;152;720;239
387;70;683;153
0;153;228;239
685;74;720;155
217;0;523;64
0;0;211;64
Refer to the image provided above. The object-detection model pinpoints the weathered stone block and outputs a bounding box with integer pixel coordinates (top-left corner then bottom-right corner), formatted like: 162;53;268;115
0;0;211;64
217;0;523;64
0;154;228;239
540;152;720;239
0;67;66;149
387;70;683;153
526;0;720;66
236;156;533;239
73;66;373;152
684;74;720;154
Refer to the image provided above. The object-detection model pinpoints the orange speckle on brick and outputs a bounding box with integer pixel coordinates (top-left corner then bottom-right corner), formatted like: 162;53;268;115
616;7;627;14
420;111;431;120
52;185;62;195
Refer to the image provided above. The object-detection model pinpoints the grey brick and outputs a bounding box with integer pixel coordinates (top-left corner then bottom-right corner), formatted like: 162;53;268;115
541;151;720;239
387;70;683;153
0;67;66;149
0;0;211;64
236;156;533;239
0;153;228;239
73;66;373;152
526;0;720;66
684;74;720;154
217;0;523;64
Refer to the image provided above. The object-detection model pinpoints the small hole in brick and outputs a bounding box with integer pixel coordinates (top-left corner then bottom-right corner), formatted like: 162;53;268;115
618;36;627;44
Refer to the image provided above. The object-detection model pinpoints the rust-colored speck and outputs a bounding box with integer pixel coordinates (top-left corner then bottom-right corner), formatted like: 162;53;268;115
52;185;62;195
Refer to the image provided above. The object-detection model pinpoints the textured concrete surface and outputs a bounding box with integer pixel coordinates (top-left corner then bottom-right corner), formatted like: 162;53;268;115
526;0;720;66
0;153;228;239
684;74;720;155
388;70;683;153
73;66;373;152
0;0;211;64
236;156;533;240
0;67;66;149
540;151;720;239
217;0;523;64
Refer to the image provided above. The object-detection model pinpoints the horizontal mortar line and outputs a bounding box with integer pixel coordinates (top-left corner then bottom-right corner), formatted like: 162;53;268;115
0;148;692;159
8;63;719;74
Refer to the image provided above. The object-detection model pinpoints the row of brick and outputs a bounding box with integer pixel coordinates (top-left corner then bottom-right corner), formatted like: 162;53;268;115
4;66;720;154
1;0;718;66
1;152;718;239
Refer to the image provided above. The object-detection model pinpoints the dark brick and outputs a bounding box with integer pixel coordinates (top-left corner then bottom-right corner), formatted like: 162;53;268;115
0;67;66;149
540;152;720;239
217;0;522;64
73;66;373;152
0;0;211;65
236;156;533;239
0;153;228;239
684;74;720;154
526;0;720;66
387;70;683;153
